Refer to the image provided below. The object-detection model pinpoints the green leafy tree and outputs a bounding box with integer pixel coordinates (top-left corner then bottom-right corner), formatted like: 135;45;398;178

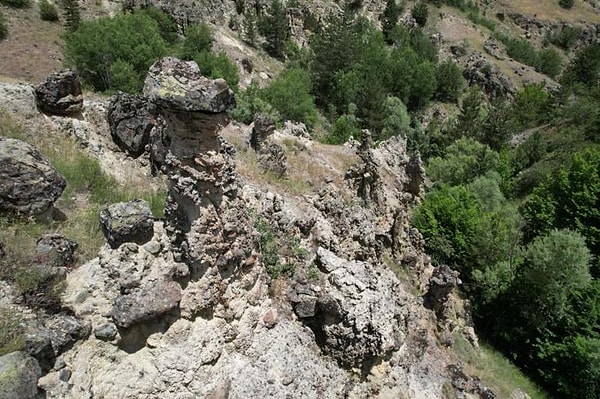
39;0;59;22
380;96;411;141
194;51;239;89
521;150;600;261
511;83;553;129
64;12;168;92
411;1;428;27
180;22;213;61
328;104;361;144
141;6;179;46
262;68;318;127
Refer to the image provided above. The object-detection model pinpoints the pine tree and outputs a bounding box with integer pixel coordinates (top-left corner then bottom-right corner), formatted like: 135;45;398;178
381;0;400;42
62;0;80;32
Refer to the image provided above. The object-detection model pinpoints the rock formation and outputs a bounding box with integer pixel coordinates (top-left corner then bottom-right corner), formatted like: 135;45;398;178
0;137;66;216
34;70;83;116
106;93;158;158
0;351;42;399
99;199;155;249
251;113;288;177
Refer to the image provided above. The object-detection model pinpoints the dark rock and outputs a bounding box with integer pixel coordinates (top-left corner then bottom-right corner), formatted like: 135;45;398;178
107;93;157;158
143;57;235;113
35;69;83;116
241;57;253;73
0;351;42;399
405;152;425;197
112;280;182;328
424;264;461;318
250;114;275;150
0;137;66;216
447;364;497;399
93;323;118;341
36;234;78;268
0;242;4;259
463;54;515;98
99;199;154;249
258;142;287;178
294;294;318;318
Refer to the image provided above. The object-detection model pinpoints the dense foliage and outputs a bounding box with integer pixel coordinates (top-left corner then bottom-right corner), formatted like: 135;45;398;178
0;11;7;40
39;0;59;22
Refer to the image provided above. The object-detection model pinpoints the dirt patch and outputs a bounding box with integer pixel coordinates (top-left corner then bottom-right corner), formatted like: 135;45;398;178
0;4;64;84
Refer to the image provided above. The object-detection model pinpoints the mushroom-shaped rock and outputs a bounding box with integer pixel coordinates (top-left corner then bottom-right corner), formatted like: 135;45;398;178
35;69;83;116
0;137;66;216
0;351;42;399
112;280;182;328
143;57;235;113
107;93;157;158
99;199;154;249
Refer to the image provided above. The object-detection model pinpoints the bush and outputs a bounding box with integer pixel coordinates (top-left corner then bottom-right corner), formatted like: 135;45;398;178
435;60;465;102
39;0;59;22
0;309;24;356
536;47;562;78
194;51;239;90
64;12;168;92
559;0;574;9
0;0;30;8
0;12;7;41
62;0;80;32
229;82;280;125
546;25;582;50
411;1;428;27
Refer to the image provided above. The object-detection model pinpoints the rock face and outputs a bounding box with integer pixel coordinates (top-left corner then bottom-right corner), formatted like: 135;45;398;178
251;114;287;177
35;70;83;116
99;200;154;249
0;137;66;216
0;351;42;399
107;93;157;158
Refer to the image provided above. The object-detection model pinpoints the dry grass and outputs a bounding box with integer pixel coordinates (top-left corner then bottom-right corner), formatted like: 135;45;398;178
497;0;600;24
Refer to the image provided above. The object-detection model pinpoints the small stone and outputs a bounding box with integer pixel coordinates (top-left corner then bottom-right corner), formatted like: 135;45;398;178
58;368;71;382
294;295;318;318
143;240;162;255
93;323;118;341
263;308;278;328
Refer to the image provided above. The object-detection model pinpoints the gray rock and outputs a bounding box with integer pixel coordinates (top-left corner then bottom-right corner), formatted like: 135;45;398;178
0;137;66;216
35;69;83;116
316;247;345;273
36;234;78;268
143;57;235;113
424;264;461;318
0;351;41;399
99;199;154;249
112;280;182;328
251;114;287;177
250;114;275;150
93;323;118;341
294;295;318;318
107;93;157;158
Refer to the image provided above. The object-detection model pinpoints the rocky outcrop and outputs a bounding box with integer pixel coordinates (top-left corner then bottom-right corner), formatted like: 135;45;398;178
0;137;66;216
464;52;515;98
251;114;288;177
107;93;158;158
0;351;42;399
99;199;154;249
35;70;83;116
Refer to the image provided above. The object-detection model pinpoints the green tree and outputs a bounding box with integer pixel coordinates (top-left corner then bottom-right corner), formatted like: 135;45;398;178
381;0;400;41
141;6;179;46
380;96;411;141
411;1;428;27
39;0;59;22
194;51;239;89
435;60;465;102
562;42;600;88
64;12;168;92
511;83;553;128
536;47;562;78
262;68;318;127
559;0;575;9
180;22;213;61
258;0;289;59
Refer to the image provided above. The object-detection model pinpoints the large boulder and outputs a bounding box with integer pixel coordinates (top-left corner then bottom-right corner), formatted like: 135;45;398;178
143;57;235;114
0;351;42;399
107;93;157;158
35;70;83;116
99;200;154;249
0;137;66;216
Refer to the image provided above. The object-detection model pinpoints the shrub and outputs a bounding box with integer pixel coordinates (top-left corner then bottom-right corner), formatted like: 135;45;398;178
435;60;465;102
140;6;179;45
62;0;80;32
536;47;562;78
194;51;239;89
64;12;168;92
546;25;582;50
559;0;574;9
0;0;30;8
229;82;280;124
411;1;428;27
39;0;59;22
0;12;7;41
0;309;24;356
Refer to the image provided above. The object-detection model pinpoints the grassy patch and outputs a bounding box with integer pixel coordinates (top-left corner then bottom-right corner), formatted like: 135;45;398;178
453;333;548;399
0;309;25;356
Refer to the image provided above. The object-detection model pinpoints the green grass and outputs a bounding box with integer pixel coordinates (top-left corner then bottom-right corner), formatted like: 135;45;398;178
453;333;548;399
